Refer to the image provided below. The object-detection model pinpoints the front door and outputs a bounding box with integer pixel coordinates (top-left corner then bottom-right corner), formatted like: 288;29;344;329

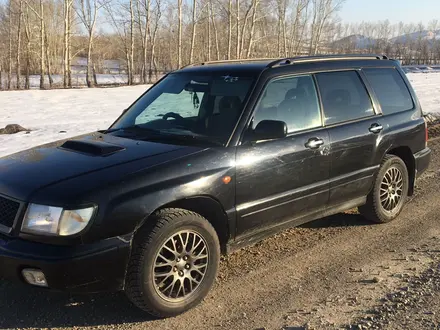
235;74;331;239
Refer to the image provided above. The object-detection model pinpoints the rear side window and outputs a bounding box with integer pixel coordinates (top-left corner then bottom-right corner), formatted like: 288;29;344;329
315;71;374;125
363;68;414;114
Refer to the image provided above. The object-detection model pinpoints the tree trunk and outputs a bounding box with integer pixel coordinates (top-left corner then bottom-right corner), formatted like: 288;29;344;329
93;64;98;86
149;26;157;83
16;0;23;89
236;0;240;59
45;27;53;88
86;34;93;87
207;0;211;61
67;2;72;87
246;0;258;58
25;40;30;89
177;0;182;68
8;0;12;90
189;0;197;63
63;0;69;88
282;4;287;56
24;5;30;90
227;0;232;59
143;0;151;83
239;2;252;58
129;0;135;85
212;10;220;60
40;0;45;89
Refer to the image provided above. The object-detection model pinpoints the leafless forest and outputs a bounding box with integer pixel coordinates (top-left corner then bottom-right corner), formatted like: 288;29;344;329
0;0;439;89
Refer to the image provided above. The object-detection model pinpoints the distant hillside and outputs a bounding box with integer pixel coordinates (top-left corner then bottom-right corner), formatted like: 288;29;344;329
391;30;440;44
333;34;378;48
334;30;440;49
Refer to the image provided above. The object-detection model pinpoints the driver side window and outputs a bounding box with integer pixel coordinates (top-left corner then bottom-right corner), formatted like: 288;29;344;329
253;75;322;133
135;91;204;125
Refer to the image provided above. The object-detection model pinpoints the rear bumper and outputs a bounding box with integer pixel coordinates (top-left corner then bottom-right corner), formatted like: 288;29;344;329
414;147;431;178
0;234;131;293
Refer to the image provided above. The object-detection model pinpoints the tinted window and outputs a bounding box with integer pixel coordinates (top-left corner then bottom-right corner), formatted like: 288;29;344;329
315;71;374;125
363;68;414;114
112;73;255;146
253;75;322;133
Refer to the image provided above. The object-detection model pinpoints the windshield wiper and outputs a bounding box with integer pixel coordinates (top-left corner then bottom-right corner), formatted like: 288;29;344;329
121;125;162;133
141;132;224;146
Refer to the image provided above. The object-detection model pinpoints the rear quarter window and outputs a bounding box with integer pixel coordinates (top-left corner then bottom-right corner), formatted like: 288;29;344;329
363;68;414;114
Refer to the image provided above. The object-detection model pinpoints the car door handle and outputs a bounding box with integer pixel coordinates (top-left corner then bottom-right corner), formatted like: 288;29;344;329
369;123;383;134
305;138;324;149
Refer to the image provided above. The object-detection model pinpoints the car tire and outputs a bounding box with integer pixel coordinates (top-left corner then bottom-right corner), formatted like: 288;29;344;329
125;208;220;317
359;155;409;223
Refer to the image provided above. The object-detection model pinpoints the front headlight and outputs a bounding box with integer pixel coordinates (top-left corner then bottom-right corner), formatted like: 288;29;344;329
21;203;95;236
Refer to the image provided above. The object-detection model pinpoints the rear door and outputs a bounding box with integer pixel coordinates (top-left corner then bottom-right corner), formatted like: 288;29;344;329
314;70;382;207
235;74;331;238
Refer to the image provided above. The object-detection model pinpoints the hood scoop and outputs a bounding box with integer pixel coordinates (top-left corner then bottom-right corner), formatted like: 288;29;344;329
59;139;126;156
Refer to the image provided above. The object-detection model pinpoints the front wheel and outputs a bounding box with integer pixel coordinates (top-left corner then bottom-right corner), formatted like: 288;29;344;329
125;208;220;317
359;155;409;223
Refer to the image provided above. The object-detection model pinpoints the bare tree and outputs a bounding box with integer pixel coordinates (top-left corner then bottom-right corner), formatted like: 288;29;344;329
16;0;23;89
207;0;211;61
7;0;12;90
235;0;239;58
177;0;182;67
128;0;134;84
245;0;258;58
309;0;344;55
148;0;162;81
136;0;151;83
189;0;197;63
227;0;232;59
63;0;73;87
211;2;219;60
22;3;31;89
24;0;46;89
76;0;104;87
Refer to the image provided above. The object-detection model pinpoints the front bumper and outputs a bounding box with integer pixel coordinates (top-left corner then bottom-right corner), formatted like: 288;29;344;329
0;234;131;293
414;147;431;178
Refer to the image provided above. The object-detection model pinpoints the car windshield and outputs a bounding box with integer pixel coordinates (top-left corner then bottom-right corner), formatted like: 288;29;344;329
110;72;256;146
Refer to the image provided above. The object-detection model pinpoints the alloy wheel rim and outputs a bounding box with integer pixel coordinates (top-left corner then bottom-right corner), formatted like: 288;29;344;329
153;230;209;302
380;166;404;211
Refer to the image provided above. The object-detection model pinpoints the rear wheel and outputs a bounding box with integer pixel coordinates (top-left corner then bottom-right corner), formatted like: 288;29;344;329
125;208;220;317
359;155;409;223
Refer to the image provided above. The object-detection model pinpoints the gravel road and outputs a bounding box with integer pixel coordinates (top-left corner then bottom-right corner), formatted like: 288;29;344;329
2;139;440;330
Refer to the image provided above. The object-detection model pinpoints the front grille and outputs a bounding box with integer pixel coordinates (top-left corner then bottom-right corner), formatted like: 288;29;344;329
0;195;20;228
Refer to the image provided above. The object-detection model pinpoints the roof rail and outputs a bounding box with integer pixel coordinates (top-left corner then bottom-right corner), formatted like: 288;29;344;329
268;54;389;68
182;58;279;68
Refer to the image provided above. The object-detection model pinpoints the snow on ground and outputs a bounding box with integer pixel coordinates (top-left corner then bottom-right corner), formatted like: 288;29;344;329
1;72;440;158
2;74;144;88
406;72;440;115
0;85;151;157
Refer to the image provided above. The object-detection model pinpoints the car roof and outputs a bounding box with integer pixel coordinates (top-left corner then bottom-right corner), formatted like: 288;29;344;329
174;54;397;75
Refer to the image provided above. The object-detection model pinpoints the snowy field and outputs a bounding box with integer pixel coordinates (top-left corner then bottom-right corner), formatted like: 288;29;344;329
1;74;143;88
0;72;439;158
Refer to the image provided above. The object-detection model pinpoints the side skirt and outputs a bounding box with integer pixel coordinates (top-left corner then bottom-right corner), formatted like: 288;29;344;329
226;196;366;254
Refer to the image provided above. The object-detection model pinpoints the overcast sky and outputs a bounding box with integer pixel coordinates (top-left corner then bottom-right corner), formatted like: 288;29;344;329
339;0;440;26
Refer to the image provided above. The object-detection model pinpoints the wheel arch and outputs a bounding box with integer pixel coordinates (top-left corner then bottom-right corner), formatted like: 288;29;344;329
386;146;415;196
143;196;231;254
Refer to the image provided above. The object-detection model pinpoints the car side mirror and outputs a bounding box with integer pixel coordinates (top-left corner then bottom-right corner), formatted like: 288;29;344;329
252;120;288;141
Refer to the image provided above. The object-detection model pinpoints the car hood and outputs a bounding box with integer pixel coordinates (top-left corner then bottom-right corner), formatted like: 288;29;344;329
0;132;202;201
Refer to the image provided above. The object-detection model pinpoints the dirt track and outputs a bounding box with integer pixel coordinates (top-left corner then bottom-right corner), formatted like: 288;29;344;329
1;139;440;330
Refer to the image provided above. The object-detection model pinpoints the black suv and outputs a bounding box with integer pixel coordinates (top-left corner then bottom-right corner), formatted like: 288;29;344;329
0;55;431;317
